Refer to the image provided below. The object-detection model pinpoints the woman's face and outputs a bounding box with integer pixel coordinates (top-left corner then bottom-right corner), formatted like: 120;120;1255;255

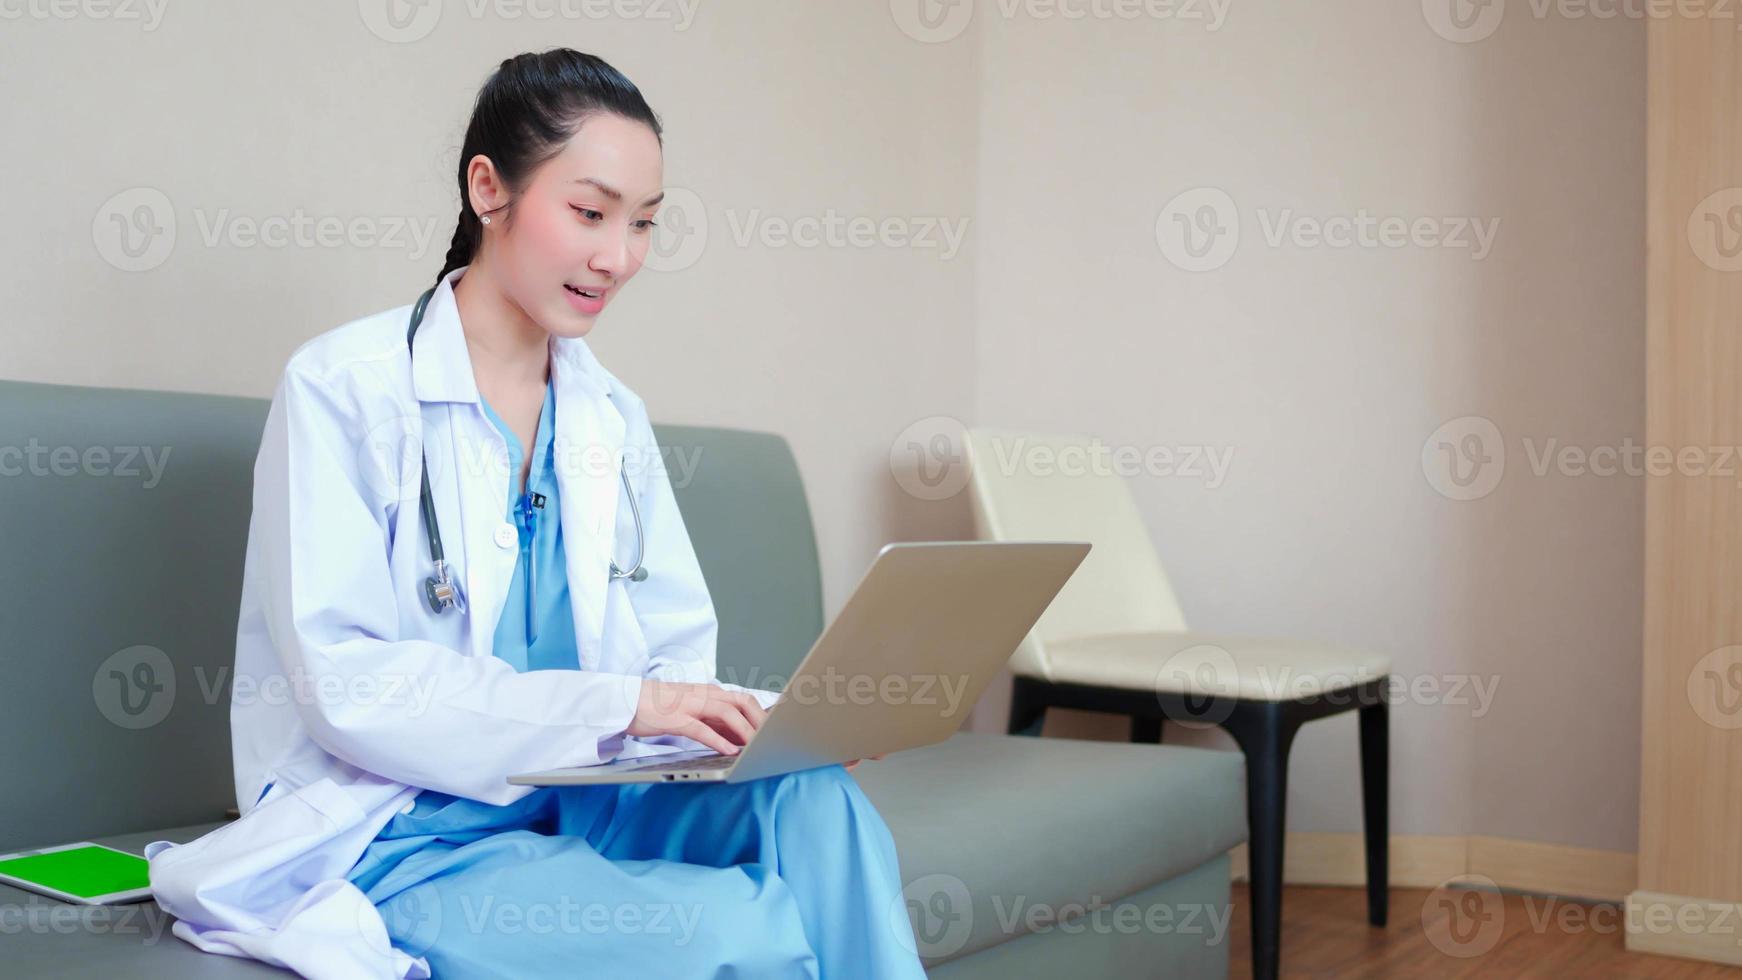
485;113;665;339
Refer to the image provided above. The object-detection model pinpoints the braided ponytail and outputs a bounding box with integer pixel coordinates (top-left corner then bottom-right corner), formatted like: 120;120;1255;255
434;206;482;288
435;48;664;289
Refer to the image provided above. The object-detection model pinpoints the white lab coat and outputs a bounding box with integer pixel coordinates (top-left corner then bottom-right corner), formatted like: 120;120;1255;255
144;267;781;980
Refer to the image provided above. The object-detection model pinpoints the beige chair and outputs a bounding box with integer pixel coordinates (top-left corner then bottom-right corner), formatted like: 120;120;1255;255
965;427;1391;980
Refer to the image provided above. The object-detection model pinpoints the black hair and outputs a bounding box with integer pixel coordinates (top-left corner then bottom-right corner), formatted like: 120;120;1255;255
435;49;664;287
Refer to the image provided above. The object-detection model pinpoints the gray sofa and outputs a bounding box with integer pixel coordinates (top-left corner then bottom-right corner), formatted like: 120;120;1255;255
0;378;1247;978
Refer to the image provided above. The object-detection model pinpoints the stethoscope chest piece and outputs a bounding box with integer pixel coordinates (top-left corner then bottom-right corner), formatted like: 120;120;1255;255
425;558;465;614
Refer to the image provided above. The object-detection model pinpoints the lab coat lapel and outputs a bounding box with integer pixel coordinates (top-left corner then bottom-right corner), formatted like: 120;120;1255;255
408;269;513;662
550;342;625;671
451;400;513;662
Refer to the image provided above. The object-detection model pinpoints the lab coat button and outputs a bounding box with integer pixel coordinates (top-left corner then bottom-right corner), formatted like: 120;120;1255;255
494;523;517;549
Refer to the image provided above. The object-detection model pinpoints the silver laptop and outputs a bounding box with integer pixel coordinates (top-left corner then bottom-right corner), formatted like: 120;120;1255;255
509;540;1090;786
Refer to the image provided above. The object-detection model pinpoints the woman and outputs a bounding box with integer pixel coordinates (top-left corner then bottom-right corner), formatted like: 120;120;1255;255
146;49;918;979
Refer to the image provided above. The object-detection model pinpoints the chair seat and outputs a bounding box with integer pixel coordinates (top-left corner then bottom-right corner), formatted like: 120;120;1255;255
1040;630;1391;702
852;731;1246;966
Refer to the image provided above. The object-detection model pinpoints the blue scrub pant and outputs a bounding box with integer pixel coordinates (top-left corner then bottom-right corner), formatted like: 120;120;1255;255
344;764;928;979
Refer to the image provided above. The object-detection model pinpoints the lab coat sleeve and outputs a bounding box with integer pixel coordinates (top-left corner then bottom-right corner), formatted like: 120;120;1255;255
623;413;782;712
254;365;644;804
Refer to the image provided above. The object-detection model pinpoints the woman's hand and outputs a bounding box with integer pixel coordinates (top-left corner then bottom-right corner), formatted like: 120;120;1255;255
625;680;769;756
843;753;889;772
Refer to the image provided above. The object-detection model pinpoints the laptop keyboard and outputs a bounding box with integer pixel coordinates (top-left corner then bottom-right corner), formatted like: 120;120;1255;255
633;754;738;773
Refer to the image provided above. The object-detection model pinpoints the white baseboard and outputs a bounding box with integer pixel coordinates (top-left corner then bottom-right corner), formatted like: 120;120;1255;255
1228;832;1636;903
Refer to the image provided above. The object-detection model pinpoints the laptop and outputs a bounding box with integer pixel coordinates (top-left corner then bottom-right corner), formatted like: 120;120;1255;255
509;540;1090;786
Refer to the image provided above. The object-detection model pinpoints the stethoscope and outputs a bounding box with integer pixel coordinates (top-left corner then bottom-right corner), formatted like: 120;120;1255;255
406;286;648;615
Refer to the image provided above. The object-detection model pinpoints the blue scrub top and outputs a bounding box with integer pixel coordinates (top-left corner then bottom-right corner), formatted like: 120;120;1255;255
478;380;580;673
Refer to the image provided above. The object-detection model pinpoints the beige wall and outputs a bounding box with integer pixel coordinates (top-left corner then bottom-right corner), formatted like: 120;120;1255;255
3;2;1643;854
961;2;1645;856
0;2;978;619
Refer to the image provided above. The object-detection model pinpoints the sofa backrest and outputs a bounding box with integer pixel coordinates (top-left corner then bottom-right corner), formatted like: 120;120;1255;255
655;424;825;691
0;379;822;850
0;380;265;851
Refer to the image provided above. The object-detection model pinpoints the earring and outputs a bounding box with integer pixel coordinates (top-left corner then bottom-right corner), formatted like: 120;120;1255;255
480;214;492;225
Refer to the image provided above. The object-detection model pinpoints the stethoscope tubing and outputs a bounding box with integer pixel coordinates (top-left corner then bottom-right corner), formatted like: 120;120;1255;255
406;286;647;614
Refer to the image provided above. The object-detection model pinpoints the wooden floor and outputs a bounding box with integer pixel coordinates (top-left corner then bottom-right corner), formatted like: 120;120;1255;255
1226;884;1742;978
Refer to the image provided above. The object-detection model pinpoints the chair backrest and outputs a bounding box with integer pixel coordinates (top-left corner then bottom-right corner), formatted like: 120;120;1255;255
965;427;1188;680
0;377;822;850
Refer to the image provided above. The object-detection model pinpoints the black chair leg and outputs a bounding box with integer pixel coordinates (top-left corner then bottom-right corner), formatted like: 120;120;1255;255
1226;702;1299;980
1130;715;1163;743
1007;677;1047;737
1359;699;1389;927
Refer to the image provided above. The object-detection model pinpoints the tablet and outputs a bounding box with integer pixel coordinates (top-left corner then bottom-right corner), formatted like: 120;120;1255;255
0;842;153;905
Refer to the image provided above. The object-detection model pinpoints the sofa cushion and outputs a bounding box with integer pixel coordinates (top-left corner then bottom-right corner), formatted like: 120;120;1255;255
851;731;1247;966
8;733;1245;976
1;822;279;978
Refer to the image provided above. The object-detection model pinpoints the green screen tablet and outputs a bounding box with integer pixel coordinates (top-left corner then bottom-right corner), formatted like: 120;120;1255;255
0;842;153;905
